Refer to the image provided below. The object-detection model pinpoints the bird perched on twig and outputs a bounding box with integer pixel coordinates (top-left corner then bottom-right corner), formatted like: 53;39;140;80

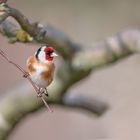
0;45;57;112
26;45;58;97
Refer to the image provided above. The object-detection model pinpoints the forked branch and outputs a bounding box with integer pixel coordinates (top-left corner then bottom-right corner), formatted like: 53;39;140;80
0;1;140;140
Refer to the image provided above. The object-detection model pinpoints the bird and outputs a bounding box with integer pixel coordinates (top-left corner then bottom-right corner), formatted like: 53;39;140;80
26;45;58;97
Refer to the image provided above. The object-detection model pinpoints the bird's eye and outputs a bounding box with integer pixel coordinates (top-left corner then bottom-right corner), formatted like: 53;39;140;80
46;51;53;55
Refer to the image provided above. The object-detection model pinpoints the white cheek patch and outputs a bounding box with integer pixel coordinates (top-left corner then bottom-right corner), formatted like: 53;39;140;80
38;51;46;62
38;51;52;64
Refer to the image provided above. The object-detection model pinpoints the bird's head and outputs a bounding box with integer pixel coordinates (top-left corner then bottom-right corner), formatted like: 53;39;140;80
35;45;58;63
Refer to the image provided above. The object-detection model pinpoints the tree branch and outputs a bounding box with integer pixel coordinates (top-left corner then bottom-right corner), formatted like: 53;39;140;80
0;29;140;139
0;4;81;60
62;92;108;116
0;82;108;139
0;2;140;140
72;30;140;71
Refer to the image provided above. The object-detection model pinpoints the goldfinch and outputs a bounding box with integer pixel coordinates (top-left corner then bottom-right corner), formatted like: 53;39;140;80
26;45;58;97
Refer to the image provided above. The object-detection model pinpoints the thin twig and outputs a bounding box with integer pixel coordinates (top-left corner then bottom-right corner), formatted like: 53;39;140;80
0;48;52;112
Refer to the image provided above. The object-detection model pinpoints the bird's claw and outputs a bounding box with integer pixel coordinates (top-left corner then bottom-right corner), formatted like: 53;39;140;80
37;89;45;98
36;88;49;98
37;93;42;98
45;93;49;97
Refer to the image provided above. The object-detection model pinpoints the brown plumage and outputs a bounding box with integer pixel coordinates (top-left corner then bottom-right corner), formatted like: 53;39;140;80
26;46;57;96
27;55;55;87
27;56;36;74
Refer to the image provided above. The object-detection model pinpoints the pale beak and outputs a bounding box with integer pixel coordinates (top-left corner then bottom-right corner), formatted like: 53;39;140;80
51;52;58;57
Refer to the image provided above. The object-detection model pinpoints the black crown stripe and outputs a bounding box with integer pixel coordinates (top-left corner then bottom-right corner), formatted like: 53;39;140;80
35;47;42;60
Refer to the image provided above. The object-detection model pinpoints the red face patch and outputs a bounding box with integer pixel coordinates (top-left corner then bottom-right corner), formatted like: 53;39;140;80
44;46;54;61
45;55;53;61
44;46;54;52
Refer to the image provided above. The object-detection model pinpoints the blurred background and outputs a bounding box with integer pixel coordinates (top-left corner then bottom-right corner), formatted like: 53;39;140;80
0;0;140;139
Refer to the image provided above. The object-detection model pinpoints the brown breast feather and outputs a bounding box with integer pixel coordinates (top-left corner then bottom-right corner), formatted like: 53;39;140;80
26;56;36;74
27;56;55;86
41;63;55;86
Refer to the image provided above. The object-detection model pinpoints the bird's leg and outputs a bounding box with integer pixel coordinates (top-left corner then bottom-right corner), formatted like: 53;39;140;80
38;88;49;97
37;88;41;97
44;88;49;97
37;87;43;97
